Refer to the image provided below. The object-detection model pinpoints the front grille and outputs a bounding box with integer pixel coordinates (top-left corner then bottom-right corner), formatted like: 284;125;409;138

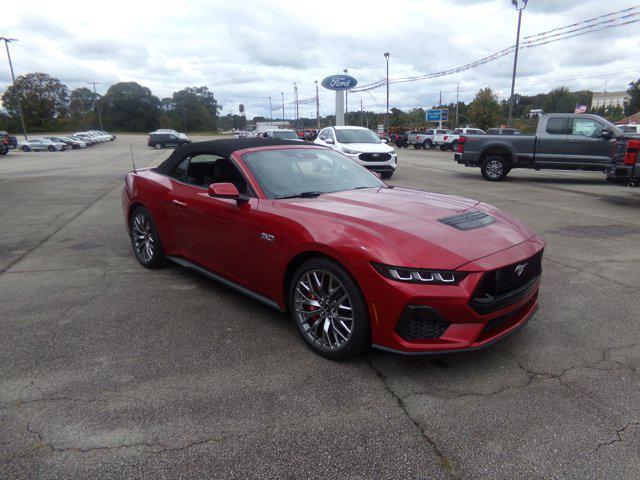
396;306;450;342
359;152;391;162
474;251;543;300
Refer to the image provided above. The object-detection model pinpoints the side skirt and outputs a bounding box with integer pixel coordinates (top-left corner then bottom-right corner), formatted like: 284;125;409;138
165;256;284;312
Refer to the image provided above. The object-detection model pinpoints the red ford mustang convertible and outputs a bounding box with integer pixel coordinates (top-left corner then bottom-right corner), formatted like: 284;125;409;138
123;138;544;358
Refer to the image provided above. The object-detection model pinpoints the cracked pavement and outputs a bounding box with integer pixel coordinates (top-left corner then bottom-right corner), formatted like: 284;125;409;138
1;136;639;479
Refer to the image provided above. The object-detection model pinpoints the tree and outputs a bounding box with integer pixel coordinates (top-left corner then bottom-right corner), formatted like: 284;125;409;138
544;86;577;113
69;87;98;117
166;86;221;131
468;88;501;130
101;82;161;131
626;78;640;115
0;72;69;128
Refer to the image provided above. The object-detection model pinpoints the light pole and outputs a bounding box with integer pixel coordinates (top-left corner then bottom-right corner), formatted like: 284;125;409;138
314;80;320;129
384;52;390;132
293;82;298;127
507;0;528;127
1;37;28;140
89;82;104;131
343;68;348;125
269;96;273;121
281;91;285;124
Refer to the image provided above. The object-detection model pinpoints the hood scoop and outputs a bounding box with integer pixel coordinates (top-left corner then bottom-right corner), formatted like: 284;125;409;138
438;210;496;231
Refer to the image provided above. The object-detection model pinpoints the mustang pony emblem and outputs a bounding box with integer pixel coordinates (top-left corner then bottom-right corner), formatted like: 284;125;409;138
514;263;527;277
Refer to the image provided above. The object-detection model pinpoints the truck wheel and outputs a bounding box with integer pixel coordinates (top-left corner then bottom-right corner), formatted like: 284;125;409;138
413;143;421;149
439;144;448;151
481;156;509;181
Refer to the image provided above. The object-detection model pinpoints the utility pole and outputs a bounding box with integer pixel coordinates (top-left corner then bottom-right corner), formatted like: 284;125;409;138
281;91;285;124
1;37;28;140
314;81;320;129
182;106;187;133
269;96;273;121
384;52;390;132
89;82;104;131
439;90;442;107
360;98;363;126
293;83;298;127
507;0;528;127
343;68;348;125
456;82;460;126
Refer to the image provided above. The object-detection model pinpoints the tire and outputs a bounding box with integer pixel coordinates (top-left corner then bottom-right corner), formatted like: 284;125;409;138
481;156;509;181
129;206;165;269
289;257;370;359
439;144;448;151
381;171;394;179
413;143;420;149
424;140;433;149
22;145;30;152
154;142;163;149
0;145;7;155
47;145;56;152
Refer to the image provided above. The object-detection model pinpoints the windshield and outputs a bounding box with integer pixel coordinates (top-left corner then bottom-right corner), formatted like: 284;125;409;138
243;148;385;199
335;129;381;144
271;131;298;140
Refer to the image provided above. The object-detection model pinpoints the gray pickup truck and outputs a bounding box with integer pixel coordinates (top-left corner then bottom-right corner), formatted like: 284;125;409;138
455;113;620;181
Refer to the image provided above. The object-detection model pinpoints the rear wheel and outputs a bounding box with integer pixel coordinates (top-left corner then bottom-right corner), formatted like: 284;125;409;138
413;143;421;149
22;145;30;152
47;145;56;152
129;207;164;269
154;142;162;149
0;144;7;155
289;258;369;359
381;171;394;179
481;156;509;181
424;140;433;149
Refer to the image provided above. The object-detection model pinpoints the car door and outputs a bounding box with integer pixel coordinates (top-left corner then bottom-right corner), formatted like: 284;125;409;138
565;117;613;167
163;153;259;288
534;117;567;167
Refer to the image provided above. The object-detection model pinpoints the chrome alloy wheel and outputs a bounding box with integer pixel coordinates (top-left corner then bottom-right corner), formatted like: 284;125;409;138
294;269;354;351
486;159;504;179
131;211;156;263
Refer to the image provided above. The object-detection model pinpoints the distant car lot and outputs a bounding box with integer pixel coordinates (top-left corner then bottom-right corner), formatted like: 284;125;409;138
1;135;639;479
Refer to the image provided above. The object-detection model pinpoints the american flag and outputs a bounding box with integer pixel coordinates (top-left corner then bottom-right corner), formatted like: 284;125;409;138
575;105;587;114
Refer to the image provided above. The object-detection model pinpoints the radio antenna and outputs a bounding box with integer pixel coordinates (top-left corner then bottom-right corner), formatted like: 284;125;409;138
129;143;137;173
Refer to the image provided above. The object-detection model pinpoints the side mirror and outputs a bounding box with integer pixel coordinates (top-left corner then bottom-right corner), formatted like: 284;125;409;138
601;129;613;139
325;138;334;144
207;183;248;203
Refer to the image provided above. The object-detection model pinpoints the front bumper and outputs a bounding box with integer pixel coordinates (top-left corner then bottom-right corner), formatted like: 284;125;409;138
343;152;397;172
354;236;544;354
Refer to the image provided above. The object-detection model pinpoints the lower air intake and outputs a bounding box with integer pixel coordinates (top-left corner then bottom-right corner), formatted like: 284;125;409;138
396;306;450;342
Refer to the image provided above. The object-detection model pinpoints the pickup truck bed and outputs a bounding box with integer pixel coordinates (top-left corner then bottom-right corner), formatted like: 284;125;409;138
455;114;619;181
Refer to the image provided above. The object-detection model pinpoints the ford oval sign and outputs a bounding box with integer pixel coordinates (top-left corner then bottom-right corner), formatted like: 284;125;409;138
321;75;358;91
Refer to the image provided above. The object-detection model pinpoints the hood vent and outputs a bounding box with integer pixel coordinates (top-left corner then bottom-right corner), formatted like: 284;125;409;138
438;210;496;231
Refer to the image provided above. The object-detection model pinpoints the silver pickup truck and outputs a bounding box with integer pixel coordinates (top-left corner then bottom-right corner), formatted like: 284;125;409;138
455;113;620;181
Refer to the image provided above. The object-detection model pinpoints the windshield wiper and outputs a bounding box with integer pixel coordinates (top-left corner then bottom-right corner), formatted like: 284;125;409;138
276;191;324;199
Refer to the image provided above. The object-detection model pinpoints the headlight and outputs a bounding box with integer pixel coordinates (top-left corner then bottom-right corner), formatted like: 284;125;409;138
342;147;361;154
372;262;467;285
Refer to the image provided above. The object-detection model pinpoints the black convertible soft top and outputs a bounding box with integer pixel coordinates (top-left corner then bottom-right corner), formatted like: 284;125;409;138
154;138;319;175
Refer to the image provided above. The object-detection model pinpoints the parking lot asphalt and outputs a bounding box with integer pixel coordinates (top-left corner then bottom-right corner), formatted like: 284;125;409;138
1;135;639;479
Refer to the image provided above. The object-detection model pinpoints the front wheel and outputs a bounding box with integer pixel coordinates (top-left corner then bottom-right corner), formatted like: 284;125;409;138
0;144;8;155
154;142;162;149
129;207;164;269
481;156;509;181
424;140;433;149
381;171;394;179
289;258;370;359
413;143;421;149
22;145;30;152
48;145;56;152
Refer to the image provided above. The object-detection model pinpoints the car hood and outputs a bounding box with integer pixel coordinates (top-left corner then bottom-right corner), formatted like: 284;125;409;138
276;187;536;270
339;143;394;153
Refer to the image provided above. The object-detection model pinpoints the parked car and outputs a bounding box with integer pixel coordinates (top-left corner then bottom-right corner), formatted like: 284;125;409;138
606;134;640;185
486;128;522;135
455;114;620;181
449;128;486;152
19;138;67;152
406;129;453;149
0;131;18;150
73;133;98;145
123;138;544;358
44;136;87;149
148;131;191;149
262;129;302;141
314;126;397;178
618;124;640;135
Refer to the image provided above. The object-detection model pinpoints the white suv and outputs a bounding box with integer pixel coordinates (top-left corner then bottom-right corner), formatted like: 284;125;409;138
314;126;397;178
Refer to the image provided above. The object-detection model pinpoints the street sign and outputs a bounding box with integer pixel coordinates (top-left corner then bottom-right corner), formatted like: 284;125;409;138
426;109;448;121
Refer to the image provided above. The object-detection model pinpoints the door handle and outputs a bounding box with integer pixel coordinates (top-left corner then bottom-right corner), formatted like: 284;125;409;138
171;199;188;208
569;139;581;143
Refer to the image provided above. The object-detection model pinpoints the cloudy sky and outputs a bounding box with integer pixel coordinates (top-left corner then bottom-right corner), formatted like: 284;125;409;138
2;0;639;119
